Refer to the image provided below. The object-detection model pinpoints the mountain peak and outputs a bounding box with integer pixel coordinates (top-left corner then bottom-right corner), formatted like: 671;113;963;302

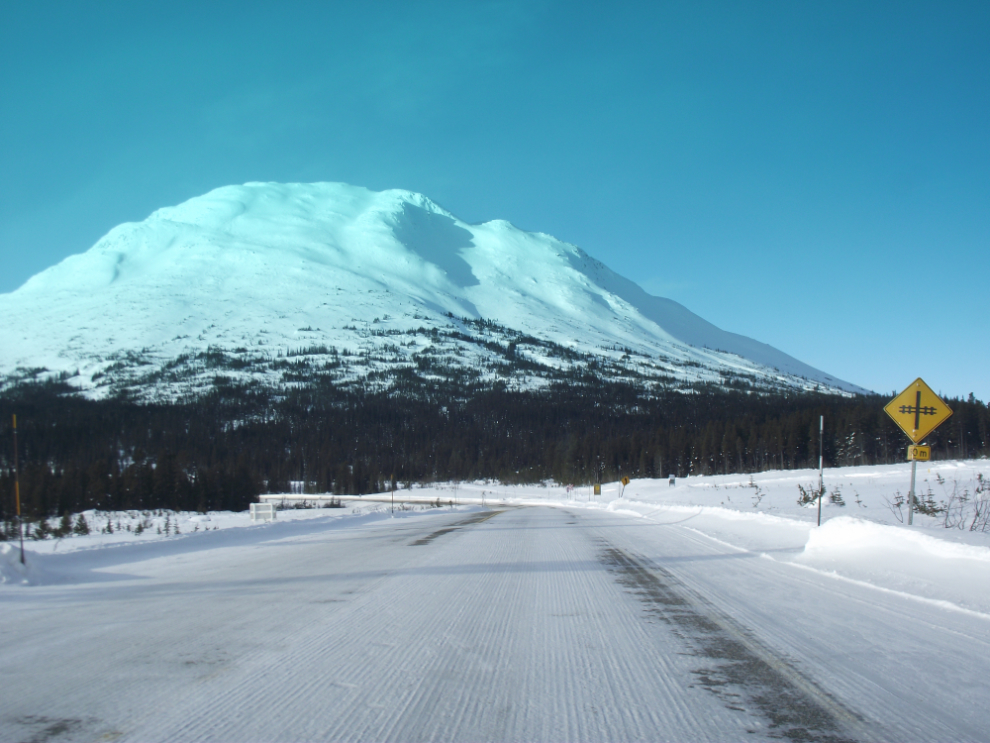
0;181;864;399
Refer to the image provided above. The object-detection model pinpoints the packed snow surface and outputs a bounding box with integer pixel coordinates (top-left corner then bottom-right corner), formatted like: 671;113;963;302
0;182;861;398
3;460;989;741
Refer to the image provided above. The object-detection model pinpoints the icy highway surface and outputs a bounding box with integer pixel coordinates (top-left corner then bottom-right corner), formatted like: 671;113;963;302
3;505;989;742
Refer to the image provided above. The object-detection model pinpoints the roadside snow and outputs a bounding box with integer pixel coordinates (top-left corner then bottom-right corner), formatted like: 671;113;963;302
0;543;38;585
363;459;990;617
794;516;990;616
6;458;990;617
2;501;475;587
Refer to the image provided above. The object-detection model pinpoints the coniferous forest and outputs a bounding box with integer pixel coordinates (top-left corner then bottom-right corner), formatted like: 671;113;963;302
1;377;988;525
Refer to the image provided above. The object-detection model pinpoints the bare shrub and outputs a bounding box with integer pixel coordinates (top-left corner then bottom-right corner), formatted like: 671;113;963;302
883;492;906;523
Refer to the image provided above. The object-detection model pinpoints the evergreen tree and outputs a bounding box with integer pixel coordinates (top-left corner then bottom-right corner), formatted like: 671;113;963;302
1;378;987;513
32;519;51;540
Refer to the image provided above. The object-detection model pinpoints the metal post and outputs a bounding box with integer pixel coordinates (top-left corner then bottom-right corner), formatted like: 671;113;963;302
907;458;917;526
13;415;25;564
817;415;824;527
390;474;395;516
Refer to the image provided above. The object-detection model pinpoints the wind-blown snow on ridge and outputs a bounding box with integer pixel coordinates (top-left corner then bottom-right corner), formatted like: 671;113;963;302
0;182;863;398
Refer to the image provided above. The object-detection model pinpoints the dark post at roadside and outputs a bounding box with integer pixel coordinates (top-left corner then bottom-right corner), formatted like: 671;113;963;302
817;415;824;527
13;414;25;564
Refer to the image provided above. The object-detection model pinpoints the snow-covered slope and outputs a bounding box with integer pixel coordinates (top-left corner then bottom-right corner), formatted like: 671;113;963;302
0;182;863;399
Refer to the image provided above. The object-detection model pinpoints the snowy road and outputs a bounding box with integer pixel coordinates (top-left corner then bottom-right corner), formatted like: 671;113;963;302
2;505;989;742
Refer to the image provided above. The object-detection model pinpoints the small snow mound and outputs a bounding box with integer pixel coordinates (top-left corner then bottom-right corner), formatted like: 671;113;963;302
0;543;39;586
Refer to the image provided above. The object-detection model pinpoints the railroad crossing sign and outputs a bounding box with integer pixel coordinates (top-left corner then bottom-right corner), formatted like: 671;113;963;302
884;378;952;444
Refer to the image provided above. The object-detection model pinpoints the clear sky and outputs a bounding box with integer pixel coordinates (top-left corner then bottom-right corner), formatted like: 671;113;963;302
2;1;988;401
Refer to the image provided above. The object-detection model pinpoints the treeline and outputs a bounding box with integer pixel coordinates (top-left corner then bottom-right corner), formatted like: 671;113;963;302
1;379;988;521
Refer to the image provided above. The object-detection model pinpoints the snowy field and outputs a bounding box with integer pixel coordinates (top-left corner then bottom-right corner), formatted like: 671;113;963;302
2;460;990;742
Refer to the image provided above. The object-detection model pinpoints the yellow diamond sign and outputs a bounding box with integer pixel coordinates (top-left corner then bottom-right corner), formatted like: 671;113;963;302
884;378;952;444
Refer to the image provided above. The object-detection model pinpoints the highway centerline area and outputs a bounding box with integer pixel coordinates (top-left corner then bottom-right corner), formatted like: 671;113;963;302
2;506;988;742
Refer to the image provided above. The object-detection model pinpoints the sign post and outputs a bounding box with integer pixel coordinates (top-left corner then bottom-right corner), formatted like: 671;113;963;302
884;378;953;525
12;415;24;565
817;415;824;527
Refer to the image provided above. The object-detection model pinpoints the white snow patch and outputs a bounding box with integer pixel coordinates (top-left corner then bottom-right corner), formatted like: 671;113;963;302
0;543;46;585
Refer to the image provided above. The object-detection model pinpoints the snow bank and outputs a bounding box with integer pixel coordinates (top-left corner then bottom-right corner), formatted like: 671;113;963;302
0;543;47;586
803;516;990;564
794;516;990;616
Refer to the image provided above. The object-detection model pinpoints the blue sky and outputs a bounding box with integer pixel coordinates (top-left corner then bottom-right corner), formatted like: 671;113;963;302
1;1;988;401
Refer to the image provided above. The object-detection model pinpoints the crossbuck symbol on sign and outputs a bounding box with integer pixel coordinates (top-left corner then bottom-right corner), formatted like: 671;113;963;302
899;391;937;430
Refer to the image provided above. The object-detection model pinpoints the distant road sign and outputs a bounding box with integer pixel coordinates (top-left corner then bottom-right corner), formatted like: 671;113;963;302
884;378;952;444
621;476;630;486
907;445;931;461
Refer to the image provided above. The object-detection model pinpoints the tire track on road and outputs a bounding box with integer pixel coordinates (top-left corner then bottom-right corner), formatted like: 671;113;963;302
652;522;990;742
598;542;867;743
409;509;505;546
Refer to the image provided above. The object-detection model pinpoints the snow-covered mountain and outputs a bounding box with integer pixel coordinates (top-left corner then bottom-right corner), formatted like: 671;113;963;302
0;182;862;400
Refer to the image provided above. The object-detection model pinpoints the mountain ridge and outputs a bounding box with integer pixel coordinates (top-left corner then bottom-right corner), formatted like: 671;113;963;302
0;181;865;400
